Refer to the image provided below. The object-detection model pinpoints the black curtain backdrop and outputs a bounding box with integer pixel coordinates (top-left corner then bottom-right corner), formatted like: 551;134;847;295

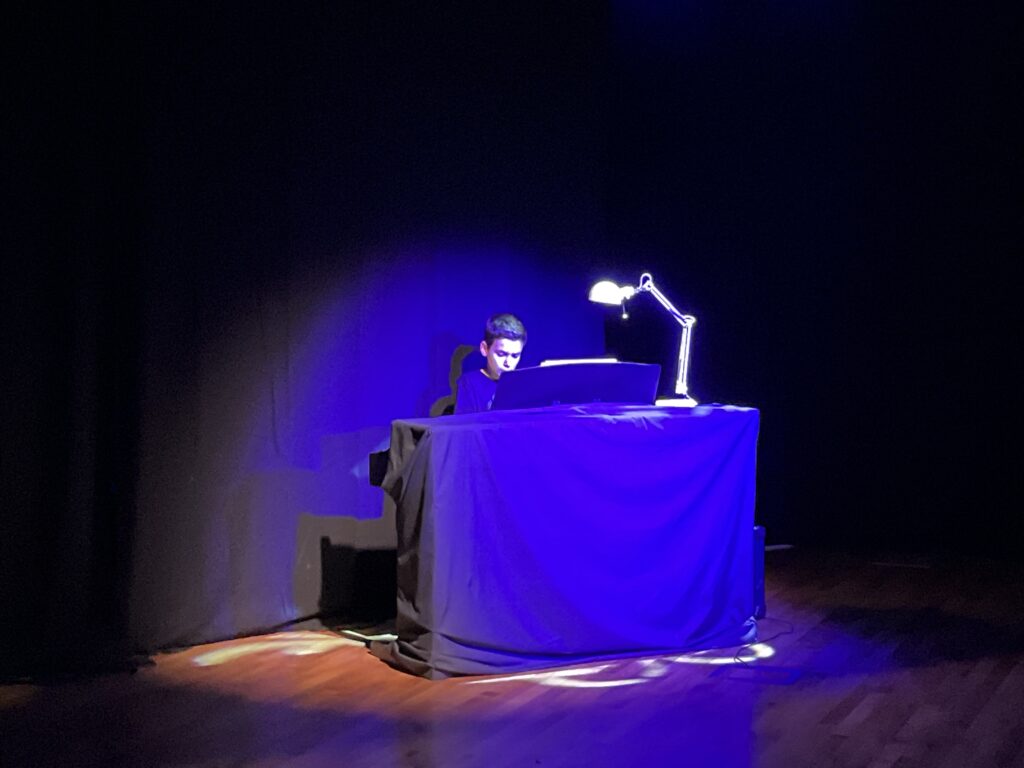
602;2;1019;554
2;2;1018;678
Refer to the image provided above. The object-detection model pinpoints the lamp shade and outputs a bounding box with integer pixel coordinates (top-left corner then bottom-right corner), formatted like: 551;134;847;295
588;280;634;305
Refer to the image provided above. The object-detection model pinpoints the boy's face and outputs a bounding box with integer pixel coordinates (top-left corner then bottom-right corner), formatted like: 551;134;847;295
480;337;524;379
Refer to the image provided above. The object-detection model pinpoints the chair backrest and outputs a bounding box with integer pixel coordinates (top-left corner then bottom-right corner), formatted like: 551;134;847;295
428;343;476;417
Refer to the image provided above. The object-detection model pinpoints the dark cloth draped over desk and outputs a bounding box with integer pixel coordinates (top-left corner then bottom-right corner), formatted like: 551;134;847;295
375;404;760;679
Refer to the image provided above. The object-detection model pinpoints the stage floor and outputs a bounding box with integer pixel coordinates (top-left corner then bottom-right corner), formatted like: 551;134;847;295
3;548;1024;767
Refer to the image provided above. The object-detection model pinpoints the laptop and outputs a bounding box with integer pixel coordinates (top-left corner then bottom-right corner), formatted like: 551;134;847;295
490;361;661;411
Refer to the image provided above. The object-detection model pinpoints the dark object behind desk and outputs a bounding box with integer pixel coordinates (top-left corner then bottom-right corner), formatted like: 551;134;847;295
319;537;396;621
491;361;661;410
369;449;389;487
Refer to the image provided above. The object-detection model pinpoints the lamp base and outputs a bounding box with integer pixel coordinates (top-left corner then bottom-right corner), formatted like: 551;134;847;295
655;396;698;407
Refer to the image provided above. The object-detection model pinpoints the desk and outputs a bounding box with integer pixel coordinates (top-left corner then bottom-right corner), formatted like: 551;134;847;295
373;404;760;679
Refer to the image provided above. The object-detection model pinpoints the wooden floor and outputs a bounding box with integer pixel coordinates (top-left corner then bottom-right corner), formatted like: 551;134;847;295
3;548;1024;768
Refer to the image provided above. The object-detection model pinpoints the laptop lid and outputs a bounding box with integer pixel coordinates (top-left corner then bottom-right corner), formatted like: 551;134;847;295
490;361;661;411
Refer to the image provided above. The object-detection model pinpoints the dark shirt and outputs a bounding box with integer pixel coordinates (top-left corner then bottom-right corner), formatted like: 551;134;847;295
454;369;498;414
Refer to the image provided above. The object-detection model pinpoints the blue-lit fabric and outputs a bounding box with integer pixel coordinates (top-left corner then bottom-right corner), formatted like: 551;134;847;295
377;404;759;678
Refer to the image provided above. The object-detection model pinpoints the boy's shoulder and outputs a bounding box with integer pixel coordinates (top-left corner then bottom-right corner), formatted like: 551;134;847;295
455;369;498;414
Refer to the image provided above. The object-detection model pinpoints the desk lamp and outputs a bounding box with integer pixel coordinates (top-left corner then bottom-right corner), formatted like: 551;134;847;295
588;273;698;407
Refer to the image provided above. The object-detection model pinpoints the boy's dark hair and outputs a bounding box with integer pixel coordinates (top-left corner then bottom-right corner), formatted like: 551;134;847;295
484;313;527;346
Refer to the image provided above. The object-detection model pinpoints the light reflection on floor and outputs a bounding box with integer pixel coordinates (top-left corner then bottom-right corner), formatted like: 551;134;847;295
191;631;364;667
192;630;776;691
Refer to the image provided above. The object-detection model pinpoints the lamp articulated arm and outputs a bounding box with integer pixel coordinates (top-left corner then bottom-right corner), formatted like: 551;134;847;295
636;273;696;399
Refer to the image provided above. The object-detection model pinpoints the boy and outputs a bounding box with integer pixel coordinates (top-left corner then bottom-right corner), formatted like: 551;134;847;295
454;313;527;414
